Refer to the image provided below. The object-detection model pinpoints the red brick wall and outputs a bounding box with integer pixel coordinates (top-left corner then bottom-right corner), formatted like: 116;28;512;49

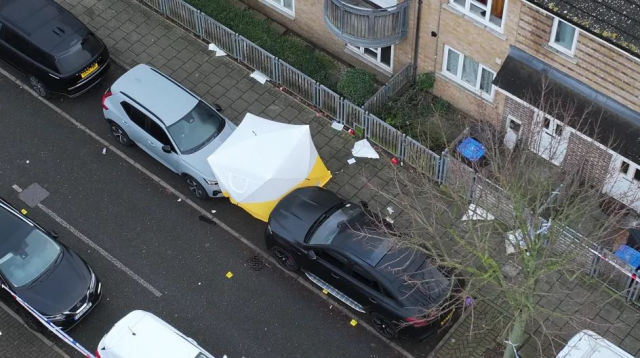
562;135;612;188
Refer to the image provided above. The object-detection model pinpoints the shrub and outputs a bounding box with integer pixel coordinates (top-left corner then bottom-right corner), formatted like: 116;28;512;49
416;72;435;91
186;0;336;84
337;68;378;106
433;98;451;114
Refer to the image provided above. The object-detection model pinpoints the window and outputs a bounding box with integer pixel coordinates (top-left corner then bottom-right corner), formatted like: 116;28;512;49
31;47;56;72
148;120;171;146
450;0;507;31
263;0;293;16
347;45;393;71
550;18;578;56
443;46;495;100
621;161;630;175
317;250;347;271
121;102;148;129
634;169;640;182
0;27;30;55
554;123;563;137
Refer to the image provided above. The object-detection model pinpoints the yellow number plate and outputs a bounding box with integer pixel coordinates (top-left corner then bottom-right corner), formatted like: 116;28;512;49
440;309;455;326
80;63;98;79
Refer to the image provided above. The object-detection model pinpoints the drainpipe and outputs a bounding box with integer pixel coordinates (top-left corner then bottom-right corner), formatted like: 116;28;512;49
411;0;423;81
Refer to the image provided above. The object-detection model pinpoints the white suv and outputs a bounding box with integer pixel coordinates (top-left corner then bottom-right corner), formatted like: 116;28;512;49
102;64;235;199
96;310;214;358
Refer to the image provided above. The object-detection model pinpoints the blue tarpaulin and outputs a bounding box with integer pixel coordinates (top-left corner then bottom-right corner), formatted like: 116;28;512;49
614;245;640;270
457;137;486;162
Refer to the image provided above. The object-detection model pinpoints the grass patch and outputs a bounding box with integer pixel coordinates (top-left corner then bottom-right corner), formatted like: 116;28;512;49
375;83;466;153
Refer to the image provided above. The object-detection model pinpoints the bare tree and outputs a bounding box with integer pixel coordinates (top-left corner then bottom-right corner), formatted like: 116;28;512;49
363;80;640;358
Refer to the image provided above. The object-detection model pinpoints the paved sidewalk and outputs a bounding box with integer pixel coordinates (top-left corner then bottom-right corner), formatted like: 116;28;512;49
50;0;640;357
0;302;69;358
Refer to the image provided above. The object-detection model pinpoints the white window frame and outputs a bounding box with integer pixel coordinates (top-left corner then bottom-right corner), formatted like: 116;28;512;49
549;18;578;56
346;44;394;72
442;45;496;101
449;0;508;33
262;0;295;17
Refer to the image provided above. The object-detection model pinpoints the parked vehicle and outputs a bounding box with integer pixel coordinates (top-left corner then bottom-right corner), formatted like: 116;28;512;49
0;0;110;98
266;186;461;340
102;64;236;199
557;330;633;358
96;310;214;358
0;197;102;332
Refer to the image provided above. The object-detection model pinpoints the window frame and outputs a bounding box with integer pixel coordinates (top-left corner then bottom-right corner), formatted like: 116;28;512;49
120;101;148;129
449;0;508;33
262;0;294;17
346;44;394;72
549;18;579;56
147;119;172;147
442;45;496;101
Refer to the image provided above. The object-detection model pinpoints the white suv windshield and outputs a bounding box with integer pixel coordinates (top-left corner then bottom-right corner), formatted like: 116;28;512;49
0;229;61;287
167;101;224;154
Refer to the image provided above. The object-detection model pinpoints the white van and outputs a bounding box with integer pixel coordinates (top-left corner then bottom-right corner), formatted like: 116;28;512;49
95;310;215;358
557;330;633;358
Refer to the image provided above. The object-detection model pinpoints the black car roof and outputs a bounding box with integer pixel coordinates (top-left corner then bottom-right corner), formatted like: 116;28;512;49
0;0;86;54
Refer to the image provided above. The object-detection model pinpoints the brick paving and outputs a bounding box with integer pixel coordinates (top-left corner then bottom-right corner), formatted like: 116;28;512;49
42;0;640;357
0;302;69;358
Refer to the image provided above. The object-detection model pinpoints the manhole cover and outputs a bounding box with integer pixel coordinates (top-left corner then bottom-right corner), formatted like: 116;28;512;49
247;255;265;271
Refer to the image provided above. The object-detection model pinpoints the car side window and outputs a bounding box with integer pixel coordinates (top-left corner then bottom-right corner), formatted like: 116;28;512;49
120;102;147;129
1;26;31;55
31;47;56;72
147;120;171;146
351;266;382;291
316;250;348;271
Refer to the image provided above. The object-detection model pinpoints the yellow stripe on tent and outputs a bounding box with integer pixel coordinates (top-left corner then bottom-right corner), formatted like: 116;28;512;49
224;155;332;222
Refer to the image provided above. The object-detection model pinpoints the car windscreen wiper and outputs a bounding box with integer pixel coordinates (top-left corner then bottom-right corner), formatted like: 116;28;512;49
304;203;345;243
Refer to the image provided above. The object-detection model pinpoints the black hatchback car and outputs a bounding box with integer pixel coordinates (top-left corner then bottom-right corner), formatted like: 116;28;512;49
0;197;102;332
266;187;461;340
0;0;110;98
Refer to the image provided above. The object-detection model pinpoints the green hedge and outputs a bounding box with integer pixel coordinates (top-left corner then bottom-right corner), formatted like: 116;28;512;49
337;68;377;106
186;0;336;84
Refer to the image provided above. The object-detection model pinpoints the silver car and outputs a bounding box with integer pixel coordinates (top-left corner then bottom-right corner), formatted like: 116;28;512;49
102;64;235;199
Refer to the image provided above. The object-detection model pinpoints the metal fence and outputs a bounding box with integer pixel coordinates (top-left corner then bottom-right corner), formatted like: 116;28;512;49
363;64;413;113
141;0;440;179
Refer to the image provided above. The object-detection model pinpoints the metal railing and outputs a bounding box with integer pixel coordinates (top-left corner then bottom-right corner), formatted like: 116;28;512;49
363;63;413;113
323;0;411;48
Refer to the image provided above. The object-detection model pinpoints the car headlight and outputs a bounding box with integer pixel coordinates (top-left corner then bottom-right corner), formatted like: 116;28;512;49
89;270;97;292
44;313;66;322
203;178;218;186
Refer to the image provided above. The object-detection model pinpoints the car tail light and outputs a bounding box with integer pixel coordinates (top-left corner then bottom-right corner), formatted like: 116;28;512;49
101;88;112;110
95;350;102;358
405;311;439;327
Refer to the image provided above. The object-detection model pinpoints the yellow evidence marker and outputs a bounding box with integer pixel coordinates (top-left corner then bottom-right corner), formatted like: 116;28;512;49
226;272;233;279
21;209;27;215
350;319;357;327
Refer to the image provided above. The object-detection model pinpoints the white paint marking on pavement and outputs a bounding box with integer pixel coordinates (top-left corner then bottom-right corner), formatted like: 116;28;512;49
0;64;414;358
12;184;162;298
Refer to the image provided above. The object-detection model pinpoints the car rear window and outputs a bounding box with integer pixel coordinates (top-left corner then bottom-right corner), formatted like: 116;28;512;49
55;33;102;74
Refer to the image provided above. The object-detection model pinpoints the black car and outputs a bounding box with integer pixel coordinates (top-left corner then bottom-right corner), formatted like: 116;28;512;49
266;187;461;340
0;197;102;332
0;0;110;98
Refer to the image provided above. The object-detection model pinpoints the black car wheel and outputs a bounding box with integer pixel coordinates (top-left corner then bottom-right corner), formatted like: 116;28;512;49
184;175;208;200
28;75;51;99
270;245;299;272
109;122;133;146
17;307;45;333
370;313;397;339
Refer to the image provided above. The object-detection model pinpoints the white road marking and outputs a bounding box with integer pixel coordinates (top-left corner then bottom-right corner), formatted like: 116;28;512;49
12;184;162;298
1;64;414;358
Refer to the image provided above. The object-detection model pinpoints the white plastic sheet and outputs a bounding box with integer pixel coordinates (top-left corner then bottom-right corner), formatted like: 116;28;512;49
351;139;379;159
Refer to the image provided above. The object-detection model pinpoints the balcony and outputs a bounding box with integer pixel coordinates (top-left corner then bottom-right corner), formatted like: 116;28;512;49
323;0;410;48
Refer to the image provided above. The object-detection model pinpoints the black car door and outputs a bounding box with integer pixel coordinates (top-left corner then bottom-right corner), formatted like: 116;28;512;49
312;248;350;290
343;265;397;315
0;24;33;74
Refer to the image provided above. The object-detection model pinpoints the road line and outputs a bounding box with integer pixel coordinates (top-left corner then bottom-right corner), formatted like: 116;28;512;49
12;184;162;298
1;65;414;358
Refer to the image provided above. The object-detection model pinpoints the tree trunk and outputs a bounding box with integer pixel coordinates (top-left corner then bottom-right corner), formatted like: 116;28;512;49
503;313;527;358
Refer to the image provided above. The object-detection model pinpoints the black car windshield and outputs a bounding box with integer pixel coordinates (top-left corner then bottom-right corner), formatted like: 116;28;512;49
308;204;365;245
0;229;61;288
55;33;103;74
167;101;225;154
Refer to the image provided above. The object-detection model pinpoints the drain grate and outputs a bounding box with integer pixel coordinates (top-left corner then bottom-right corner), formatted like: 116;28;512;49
247;255;265;271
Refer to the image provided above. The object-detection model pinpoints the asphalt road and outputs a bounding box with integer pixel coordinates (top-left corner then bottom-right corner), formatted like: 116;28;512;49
0;62;442;358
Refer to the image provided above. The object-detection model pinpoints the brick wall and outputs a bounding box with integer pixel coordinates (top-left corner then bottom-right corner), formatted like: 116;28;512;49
562;134;613;188
238;0;413;80
515;2;640;113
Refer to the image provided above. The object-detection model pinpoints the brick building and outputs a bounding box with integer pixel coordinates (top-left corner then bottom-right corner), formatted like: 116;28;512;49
238;0;640;211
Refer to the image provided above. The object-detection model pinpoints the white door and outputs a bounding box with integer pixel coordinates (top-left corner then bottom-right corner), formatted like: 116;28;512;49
504;116;521;150
603;157;640;212
532;115;568;166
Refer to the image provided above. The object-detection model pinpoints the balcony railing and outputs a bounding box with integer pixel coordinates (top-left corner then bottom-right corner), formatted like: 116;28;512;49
323;0;410;48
